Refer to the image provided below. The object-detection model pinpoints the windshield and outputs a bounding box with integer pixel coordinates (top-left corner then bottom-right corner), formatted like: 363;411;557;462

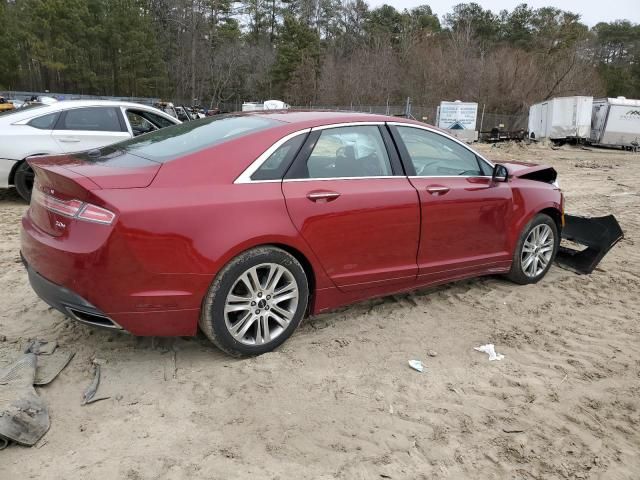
100;114;283;163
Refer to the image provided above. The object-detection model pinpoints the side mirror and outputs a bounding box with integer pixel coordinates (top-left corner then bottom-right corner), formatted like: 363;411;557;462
492;164;509;183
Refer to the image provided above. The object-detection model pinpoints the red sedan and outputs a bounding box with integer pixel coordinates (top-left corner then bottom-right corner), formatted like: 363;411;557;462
21;111;565;356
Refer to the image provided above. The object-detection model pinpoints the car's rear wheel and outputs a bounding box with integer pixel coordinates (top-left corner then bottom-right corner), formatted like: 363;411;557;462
199;246;309;356
507;213;559;285
14;161;35;202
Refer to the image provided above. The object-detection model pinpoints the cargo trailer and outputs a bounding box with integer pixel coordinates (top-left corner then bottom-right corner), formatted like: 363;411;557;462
241;100;289;112
528;96;593;142
590;97;640;149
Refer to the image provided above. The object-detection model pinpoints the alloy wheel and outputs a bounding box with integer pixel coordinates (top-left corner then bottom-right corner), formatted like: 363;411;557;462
224;263;299;346
521;224;554;278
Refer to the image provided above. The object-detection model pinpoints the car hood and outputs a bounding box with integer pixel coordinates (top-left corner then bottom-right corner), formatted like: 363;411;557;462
501;161;557;184
501;161;544;176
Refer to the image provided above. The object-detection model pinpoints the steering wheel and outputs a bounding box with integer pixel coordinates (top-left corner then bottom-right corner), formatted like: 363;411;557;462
416;161;439;176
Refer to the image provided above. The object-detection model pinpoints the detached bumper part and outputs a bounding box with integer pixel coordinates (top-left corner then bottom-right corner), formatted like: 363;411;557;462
556;214;623;274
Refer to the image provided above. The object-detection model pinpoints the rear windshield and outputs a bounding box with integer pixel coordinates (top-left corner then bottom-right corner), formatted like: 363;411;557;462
101;114;283;163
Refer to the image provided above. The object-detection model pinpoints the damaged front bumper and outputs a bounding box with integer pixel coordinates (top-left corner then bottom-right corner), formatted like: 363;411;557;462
556;214;624;274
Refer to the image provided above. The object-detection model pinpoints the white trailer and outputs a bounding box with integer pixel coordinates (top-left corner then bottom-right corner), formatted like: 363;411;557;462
528;96;592;142
590;97;640;149
241;100;290;112
435;100;478;143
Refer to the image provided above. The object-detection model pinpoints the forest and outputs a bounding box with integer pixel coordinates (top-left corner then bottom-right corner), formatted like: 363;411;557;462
0;0;638;115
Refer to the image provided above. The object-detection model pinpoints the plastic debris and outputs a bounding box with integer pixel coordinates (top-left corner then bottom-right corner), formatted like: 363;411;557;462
82;360;110;405
35;350;75;386
0;354;50;447
474;344;504;361
408;360;424;372
82;363;101;405
24;340;57;355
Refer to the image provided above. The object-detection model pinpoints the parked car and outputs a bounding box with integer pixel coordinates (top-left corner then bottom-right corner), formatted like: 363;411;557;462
0;96;15;112
0;100;181;201
20;111;617;357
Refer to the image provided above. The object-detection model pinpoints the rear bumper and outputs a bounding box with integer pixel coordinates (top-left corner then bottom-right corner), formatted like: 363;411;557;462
20;210;204;336
21;252;201;336
22;253;123;330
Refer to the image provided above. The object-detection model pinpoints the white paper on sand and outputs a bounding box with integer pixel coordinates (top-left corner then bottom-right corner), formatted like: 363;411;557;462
408;360;424;372
474;344;505;361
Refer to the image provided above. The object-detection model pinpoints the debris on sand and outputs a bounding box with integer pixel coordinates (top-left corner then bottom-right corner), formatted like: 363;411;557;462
82;359;110;405
408;360;424;372
0;354;50;447
474;344;505;361
82;362;102;405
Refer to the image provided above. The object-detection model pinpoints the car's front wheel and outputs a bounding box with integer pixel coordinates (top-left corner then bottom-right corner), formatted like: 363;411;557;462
199;246;309;356
507;213;559;284
14;161;35;202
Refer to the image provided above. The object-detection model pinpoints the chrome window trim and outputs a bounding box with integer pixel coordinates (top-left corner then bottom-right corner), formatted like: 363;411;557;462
235;123;391;184
387;121;495;170
234;121;496;185
311;121;385;131
408;175;493;179
283;175;397;183
234;128;311;184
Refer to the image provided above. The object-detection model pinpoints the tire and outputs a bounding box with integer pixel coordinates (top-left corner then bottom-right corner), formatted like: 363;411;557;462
199;246;309;357
506;213;559;285
14;161;35;203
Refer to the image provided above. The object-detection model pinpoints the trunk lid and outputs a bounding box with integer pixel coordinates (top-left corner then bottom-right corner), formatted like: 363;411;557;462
27;150;159;237
29;150;161;189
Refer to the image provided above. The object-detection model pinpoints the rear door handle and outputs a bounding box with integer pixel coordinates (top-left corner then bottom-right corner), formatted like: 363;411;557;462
307;191;341;202
426;186;450;195
58;137;80;143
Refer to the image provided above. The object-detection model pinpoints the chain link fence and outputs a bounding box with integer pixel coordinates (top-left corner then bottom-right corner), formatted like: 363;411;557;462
288;104;528;132
2;93;530;132
1;90;160;106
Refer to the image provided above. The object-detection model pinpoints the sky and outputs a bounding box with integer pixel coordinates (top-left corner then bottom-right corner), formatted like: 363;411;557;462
368;0;640;27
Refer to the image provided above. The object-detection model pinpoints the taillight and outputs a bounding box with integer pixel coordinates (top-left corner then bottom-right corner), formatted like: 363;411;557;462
77;204;116;224
32;188;116;225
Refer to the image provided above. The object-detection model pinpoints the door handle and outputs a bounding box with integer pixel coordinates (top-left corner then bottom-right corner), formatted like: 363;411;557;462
58;137;80;143
307;191;341;202
426;186;450;195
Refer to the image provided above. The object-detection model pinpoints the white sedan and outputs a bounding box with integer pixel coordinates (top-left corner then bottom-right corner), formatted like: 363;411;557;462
0;100;181;201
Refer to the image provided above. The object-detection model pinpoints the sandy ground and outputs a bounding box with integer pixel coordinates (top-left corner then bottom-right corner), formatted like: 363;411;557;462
0;143;639;479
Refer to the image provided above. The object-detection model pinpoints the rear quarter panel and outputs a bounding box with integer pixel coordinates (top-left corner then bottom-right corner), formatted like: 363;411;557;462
94;132;335;312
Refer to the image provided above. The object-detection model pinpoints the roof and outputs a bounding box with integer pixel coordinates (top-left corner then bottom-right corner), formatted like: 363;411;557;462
596;97;640;107
253;109;427;129
41;99;154;110
0;99;175;125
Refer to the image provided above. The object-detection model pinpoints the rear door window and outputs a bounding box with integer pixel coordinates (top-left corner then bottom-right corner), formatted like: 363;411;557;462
28;112;60;130
56;107;123;132
289;126;393;179
251;134;307;181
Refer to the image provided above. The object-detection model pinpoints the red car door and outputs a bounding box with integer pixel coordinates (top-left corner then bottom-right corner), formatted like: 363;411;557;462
282;125;420;292
389;124;513;282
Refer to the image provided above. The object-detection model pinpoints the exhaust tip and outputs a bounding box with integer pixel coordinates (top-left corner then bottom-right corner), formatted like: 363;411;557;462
65;307;122;330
